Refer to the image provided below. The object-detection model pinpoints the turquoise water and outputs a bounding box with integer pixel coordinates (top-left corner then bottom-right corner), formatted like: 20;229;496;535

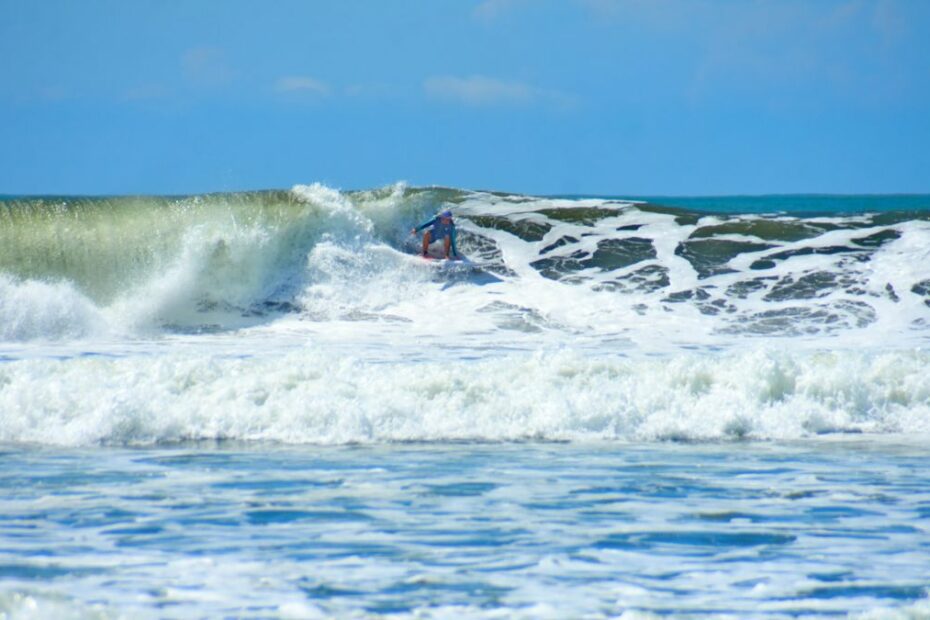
1;185;929;618
622;194;930;215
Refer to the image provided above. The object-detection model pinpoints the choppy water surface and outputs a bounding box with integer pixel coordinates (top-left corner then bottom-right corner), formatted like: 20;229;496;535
2;185;929;617
1;441;928;619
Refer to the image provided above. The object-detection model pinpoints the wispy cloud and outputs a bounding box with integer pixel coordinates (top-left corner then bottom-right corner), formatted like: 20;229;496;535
35;86;70;102
121;83;170;102
182;47;236;88
575;0;917;104
424;75;532;105
274;76;331;96
575;0;709;31
423;75;573;107
473;0;526;21
684;0;907;100
344;82;398;98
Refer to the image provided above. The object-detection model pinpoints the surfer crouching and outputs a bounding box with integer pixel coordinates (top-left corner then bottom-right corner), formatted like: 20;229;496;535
411;210;460;259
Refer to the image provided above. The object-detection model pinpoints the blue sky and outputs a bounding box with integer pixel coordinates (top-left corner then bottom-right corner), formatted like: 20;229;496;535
2;0;928;195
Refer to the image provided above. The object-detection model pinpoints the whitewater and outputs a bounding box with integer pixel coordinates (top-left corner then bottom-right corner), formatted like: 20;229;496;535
1;184;929;618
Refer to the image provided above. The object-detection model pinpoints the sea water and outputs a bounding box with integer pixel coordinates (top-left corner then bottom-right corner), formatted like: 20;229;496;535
1;184;929;618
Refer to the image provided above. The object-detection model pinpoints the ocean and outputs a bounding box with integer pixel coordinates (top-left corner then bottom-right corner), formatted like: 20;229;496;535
1;184;929;618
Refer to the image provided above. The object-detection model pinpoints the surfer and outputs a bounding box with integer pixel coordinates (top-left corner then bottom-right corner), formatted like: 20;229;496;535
411;209;460;259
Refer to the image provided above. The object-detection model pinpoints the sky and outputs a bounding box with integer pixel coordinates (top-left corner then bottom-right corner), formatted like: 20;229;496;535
1;0;929;196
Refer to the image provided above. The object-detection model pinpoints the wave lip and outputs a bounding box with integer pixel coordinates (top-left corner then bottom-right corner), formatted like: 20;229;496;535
2;348;928;447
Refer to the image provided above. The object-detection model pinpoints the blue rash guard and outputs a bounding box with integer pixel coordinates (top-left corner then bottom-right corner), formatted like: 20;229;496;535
415;216;459;257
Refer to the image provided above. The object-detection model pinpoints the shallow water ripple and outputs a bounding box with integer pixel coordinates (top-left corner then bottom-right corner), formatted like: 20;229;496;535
0;441;928;618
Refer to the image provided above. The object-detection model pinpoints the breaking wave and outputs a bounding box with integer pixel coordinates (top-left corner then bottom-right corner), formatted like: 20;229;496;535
1;184;928;345
1;347;929;446
2;184;929;446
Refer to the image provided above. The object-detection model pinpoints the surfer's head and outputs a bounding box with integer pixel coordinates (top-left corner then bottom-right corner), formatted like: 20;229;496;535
439;209;453;221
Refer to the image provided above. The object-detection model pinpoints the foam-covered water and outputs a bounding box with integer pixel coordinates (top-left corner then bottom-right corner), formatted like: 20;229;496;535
2;184;929;617
1;442;929;619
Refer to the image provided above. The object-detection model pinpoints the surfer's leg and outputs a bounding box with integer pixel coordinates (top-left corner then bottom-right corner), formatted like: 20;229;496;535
443;235;451;259
422;231;432;256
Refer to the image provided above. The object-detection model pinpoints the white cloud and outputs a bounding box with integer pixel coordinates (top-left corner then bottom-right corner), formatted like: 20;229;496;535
575;0;711;31
182;47;236;88
121;83;170;102
574;0;914;104
473;0;526;21
424;75;554;106
424;75;577;108
344;82;398;98
35;86;69;102
274;76;330;96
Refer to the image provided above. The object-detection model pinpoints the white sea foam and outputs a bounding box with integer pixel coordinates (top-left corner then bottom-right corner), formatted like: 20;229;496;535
852;600;930;620
1;347;928;446
0;591;111;620
0;275;107;341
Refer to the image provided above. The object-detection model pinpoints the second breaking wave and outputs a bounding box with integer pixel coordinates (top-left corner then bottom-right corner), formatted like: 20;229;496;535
2;347;929;446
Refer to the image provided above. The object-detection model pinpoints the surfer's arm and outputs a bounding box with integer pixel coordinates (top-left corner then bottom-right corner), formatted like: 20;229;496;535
412;217;437;234
450;226;459;258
